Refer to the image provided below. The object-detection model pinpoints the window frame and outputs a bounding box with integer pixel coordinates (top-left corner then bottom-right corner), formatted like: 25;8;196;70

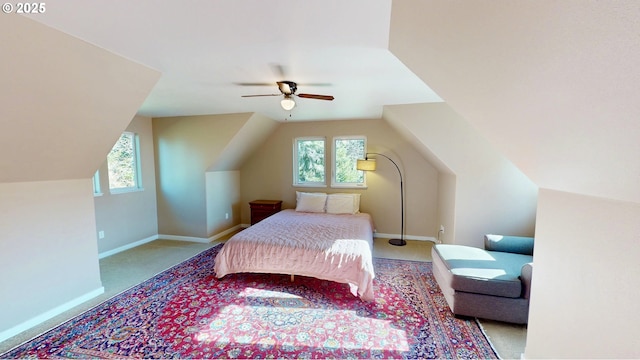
107;131;143;194
293;136;327;187
92;170;103;196
331;135;367;189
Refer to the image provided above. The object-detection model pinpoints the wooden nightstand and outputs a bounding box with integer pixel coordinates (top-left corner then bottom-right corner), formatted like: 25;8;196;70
249;200;283;225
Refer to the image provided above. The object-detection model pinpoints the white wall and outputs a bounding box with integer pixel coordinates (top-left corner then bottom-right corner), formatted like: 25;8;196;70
206;171;241;235
527;190;640;358
384;103;537;246
0;180;103;339
153;113;278;239
436;172;457;243
153;114;246;238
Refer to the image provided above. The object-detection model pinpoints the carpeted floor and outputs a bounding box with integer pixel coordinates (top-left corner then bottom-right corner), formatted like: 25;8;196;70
2;243;499;359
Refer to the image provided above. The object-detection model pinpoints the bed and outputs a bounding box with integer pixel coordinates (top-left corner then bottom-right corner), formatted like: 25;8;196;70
214;193;375;301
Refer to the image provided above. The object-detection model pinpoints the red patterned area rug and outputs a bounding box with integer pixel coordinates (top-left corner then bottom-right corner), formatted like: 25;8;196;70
3;244;497;359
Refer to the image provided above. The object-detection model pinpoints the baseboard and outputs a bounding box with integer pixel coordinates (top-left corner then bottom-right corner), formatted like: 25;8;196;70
158;234;210;243
374;232;437;242
98;235;159;259
475;318;502;360
159;224;244;244
207;225;242;241
0;286;105;344
99;226;243;259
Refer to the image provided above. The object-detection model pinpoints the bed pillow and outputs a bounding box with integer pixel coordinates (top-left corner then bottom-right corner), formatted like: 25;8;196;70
326;193;361;214
296;191;327;204
295;192;327;213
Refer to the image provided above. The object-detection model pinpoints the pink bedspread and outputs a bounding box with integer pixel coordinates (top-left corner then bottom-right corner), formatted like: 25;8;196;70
214;209;375;301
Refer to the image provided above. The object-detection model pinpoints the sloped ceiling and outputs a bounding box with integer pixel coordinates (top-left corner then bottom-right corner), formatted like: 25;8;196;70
0;15;160;183
389;1;640;204
208;113;280;172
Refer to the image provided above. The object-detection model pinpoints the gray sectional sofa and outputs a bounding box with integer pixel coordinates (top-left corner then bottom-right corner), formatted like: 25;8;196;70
431;234;534;324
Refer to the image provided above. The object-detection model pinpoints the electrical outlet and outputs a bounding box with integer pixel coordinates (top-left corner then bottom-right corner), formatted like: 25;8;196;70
225;213;229;220
98;230;105;239
437;225;445;244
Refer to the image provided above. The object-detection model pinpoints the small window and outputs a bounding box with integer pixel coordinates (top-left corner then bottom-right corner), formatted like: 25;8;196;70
107;132;142;193
332;136;366;188
293;137;326;187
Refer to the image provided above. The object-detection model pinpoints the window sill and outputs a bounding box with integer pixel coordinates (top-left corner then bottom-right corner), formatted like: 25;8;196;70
330;184;368;190
292;184;327;188
109;187;145;195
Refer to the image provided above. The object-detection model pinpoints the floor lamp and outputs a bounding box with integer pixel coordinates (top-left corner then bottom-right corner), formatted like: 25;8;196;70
357;153;406;246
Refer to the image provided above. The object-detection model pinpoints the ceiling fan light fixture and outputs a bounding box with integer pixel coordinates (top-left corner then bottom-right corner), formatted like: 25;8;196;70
281;97;296;110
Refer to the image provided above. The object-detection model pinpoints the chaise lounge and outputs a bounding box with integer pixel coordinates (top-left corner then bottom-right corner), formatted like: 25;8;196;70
431;234;534;324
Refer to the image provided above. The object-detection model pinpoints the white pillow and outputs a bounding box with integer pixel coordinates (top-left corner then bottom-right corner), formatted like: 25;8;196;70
326;193;361;214
296;191;327;203
295;192;327;213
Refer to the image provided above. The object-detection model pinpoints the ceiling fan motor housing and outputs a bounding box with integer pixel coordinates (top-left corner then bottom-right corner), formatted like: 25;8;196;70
277;81;297;95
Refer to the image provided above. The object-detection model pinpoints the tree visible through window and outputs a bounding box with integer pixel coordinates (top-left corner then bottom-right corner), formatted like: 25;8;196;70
333;136;366;187
294;137;325;186
107;132;142;192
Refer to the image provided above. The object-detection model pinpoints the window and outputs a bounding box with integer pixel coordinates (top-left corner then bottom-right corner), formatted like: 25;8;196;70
107;132;142;193
92;170;103;196
332;136;366;188
293;137;326;187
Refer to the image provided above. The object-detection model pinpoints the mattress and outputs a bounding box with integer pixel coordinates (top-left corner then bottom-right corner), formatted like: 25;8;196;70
214;209;375;301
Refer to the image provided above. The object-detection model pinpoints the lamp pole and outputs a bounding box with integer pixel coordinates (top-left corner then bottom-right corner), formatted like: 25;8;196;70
365;153;405;246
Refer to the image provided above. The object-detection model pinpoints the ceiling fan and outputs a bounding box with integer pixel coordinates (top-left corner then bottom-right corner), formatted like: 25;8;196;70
240;80;335;110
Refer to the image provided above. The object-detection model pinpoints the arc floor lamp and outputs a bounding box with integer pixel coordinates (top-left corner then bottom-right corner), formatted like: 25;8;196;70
357;153;406;246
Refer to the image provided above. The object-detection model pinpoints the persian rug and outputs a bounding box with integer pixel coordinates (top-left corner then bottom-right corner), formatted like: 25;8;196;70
3;244;498;359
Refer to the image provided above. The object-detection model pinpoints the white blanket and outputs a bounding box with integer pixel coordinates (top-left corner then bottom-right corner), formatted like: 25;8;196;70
214;209;375;301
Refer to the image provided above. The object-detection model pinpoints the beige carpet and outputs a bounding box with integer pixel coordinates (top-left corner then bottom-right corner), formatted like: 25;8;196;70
1;235;527;358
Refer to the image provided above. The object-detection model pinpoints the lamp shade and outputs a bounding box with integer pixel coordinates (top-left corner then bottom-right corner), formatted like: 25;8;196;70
281;97;296;110
356;159;376;171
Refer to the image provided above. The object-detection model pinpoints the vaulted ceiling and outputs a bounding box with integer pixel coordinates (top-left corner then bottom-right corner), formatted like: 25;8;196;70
24;0;441;121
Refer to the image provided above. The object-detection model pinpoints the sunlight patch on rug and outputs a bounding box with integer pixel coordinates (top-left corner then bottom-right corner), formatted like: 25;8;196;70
156;273;412;356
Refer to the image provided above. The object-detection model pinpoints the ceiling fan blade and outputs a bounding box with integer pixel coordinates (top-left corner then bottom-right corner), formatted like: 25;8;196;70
241;94;281;97
235;82;274;86
297;93;335;101
297;82;332;87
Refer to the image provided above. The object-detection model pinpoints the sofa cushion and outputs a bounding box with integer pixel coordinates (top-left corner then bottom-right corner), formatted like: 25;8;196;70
433;244;533;298
484;234;534;255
